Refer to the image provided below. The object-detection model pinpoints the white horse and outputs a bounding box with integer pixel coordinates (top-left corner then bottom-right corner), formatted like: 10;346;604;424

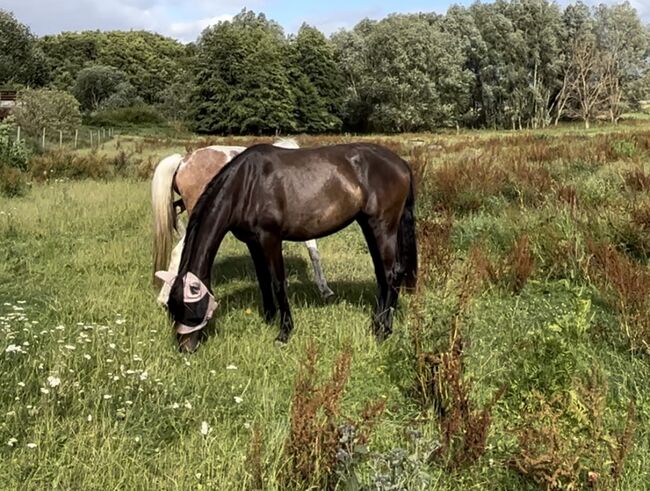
152;138;335;305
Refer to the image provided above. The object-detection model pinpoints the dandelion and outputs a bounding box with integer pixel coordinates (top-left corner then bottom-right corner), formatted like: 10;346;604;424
234;396;243;404
226;364;237;370
200;421;210;436
47;376;61;387
26;443;37;449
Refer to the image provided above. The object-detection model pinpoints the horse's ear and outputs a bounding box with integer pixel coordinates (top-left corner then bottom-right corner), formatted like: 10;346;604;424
155;270;176;285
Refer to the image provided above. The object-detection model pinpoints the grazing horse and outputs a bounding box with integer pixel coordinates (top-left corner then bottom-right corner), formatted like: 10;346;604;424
151;138;334;305
156;142;417;352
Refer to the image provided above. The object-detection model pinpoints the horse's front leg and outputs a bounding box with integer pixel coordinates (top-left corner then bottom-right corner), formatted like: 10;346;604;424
263;236;293;344
304;239;335;302
246;241;276;322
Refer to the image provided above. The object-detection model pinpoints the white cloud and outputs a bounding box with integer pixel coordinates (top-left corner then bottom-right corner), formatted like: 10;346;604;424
169;14;234;41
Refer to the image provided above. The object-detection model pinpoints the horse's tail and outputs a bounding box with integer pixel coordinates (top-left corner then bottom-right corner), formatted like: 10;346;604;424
398;174;418;292
151;153;182;285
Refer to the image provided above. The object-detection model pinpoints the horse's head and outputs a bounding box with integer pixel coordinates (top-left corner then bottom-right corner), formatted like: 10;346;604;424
155;270;217;335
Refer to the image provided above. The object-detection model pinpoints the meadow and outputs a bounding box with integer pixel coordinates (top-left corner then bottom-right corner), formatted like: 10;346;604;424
2;121;650;489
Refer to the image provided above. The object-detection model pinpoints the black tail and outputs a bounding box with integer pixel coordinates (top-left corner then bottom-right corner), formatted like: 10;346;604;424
398;174;417;292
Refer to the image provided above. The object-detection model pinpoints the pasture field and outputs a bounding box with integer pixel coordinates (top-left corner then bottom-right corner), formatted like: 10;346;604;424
3;122;650;489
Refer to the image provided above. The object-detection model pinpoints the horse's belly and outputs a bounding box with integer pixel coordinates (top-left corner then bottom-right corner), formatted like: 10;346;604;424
283;181;364;240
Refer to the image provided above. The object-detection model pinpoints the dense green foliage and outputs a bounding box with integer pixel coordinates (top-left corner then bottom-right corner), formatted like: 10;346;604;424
12;88;81;137
0;10;48;87
1;2;649;133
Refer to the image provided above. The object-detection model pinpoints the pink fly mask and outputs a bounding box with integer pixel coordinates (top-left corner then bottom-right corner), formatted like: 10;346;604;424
155;271;217;334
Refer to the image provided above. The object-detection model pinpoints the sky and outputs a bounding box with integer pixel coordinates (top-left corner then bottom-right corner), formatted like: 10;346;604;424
1;0;648;43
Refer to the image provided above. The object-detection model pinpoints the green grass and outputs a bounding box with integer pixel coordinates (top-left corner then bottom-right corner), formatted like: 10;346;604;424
2;123;650;489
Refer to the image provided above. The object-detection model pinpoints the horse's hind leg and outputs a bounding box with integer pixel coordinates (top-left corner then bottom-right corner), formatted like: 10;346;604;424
261;235;293;344
304;239;335;301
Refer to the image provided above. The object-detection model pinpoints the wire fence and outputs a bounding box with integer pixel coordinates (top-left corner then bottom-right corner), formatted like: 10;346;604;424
13;126;118;151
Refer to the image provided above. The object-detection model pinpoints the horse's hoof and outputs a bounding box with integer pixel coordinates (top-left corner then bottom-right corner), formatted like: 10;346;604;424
178;332;202;353
373;327;392;343
322;291;336;304
274;331;290;346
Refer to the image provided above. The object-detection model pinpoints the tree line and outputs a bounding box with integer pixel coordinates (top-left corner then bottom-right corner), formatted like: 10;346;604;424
1;1;649;134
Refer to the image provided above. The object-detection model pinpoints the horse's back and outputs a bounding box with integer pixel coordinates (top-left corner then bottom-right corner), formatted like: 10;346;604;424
176;146;245;214
235;143;411;239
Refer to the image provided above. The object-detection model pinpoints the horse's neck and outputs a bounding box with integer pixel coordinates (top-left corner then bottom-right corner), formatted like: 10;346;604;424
182;201;232;284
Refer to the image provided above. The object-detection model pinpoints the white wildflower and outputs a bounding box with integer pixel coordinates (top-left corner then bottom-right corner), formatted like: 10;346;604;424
83;354;91;360
5;344;23;353
87;415;92;422
26;443;37;449
40;388;49;395
64;344;76;350
109;343;116;349
139;371;148;381
103;394;112;400
184;401;192;409
7;437;18;447
17;382;25;387
226;364;237;370
234;396;243;404
200;421;210;436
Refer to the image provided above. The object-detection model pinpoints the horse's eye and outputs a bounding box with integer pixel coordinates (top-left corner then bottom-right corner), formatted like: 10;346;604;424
190;283;201;295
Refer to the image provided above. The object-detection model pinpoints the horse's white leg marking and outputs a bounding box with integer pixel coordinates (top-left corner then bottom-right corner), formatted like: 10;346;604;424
157;233;185;305
305;239;335;300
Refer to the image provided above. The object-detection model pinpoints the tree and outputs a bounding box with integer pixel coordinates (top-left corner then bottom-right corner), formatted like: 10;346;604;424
72;65;138;112
287;24;344;132
594;2;649;123
334;14;471;133
189;10;295;134
38;30;187;104
0;10;48;87
13;88;81;136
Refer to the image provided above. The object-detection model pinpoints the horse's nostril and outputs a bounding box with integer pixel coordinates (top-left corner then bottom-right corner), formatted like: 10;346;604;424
190;283;200;295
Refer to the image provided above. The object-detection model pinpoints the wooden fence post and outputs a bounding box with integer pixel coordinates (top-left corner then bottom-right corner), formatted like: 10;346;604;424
90;131;93;147
59;130;63;149
74;129;78;149
16;126;20;143
42;128;46;150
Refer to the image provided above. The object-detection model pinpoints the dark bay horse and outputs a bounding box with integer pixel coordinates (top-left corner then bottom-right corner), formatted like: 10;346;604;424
156;142;417;351
151;138;334;305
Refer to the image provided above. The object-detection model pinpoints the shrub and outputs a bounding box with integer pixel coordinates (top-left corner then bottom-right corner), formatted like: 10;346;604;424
510;373;635;490
283;341;385;489
12;88;81;137
0;165;27;197
28;150;142;181
85;105;165;127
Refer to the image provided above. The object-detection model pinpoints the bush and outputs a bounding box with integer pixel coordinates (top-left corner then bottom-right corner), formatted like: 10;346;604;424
84;105;165;127
0;165;27;197
0;122;30;171
12;88;81;137
28;150;142;181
